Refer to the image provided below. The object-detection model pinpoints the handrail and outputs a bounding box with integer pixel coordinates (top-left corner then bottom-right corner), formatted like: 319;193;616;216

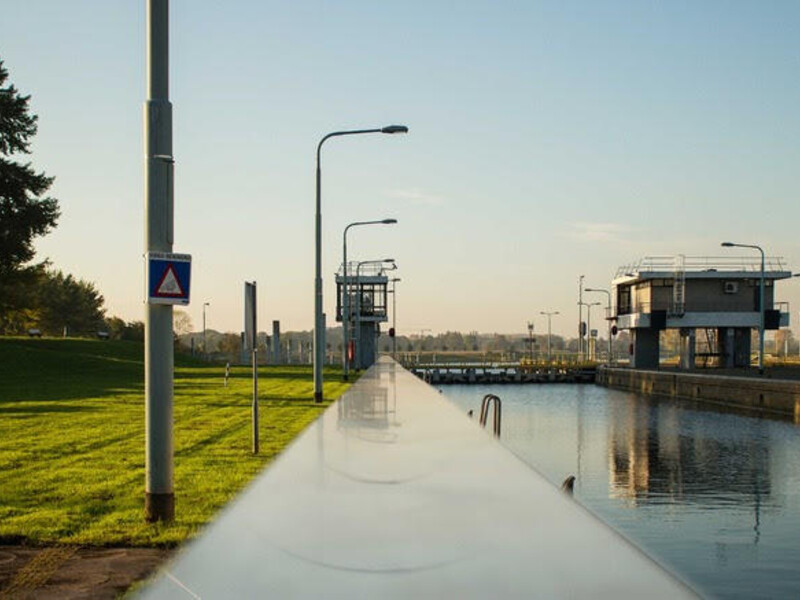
615;255;787;278
479;394;501;438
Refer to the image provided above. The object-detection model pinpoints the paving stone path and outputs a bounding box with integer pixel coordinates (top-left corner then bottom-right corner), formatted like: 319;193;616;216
0;546;172;599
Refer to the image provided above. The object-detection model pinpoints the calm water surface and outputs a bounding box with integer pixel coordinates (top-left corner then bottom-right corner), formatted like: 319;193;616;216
443;384;800;599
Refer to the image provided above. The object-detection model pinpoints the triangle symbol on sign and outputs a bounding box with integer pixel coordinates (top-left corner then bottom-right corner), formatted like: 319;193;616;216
155;265;184;297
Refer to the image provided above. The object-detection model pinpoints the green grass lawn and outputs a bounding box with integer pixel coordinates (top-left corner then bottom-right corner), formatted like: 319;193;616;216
0;337;349;547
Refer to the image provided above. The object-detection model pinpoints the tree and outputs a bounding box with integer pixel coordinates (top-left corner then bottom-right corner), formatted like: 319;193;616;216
173;310;193;337
218;333;241;358
35;269;105;335
0;59;60;277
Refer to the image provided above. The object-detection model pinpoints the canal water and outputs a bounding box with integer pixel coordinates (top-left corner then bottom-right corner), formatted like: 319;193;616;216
442;384;800;600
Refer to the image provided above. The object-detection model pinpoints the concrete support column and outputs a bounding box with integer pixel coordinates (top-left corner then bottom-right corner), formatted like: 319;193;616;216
733;327;752;368
679;328;696;369
357;321;377;370
718;327;735;368
630;328;659;369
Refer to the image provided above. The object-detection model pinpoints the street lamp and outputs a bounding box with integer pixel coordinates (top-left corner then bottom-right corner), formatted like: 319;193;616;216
314;125;408;402
721;241;766;374
586;302;601;361
390;278;401;360
354;258;395;371
540;311;560;363
585;287;612;364
527;321;535;362
578;275;585;361
202;302;210;360
342;218;397;381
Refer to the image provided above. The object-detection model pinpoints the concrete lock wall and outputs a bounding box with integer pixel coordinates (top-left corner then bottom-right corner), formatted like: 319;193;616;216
597;367;800;423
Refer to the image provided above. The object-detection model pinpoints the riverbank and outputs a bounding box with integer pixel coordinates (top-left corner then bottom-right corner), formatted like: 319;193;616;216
598;366;800;422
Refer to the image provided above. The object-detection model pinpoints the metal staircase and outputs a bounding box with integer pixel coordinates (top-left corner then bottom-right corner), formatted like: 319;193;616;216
672;254;686;316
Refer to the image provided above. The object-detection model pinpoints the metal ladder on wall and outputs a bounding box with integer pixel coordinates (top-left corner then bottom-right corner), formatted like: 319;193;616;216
672;254;686;316
479;394;501;438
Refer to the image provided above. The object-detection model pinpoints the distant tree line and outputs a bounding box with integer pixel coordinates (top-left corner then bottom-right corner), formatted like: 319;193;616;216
0;266;106;336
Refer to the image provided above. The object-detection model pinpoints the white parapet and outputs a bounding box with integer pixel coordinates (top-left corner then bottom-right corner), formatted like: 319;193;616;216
138;358;699;599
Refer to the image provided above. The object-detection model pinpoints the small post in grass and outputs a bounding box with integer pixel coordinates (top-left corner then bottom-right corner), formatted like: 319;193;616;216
245;281;259;454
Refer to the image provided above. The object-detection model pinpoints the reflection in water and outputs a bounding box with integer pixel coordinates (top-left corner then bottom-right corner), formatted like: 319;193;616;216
607;397;771;511
336;370;400;444
443;384;800;600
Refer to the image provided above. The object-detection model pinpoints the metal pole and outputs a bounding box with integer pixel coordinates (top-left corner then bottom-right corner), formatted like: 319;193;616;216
342;227;350;380
587;304;592;361
392;279;399;360
355;262;362;371
354;259;393;370
586;288;612;364
759;247;765;375
342;219;396;379
314;143;323;402
313;126;407;402
248;282;258;454
547;317;552;363
608;296;613;364
202;301;209;360
578;275;584;361
144;0;174;522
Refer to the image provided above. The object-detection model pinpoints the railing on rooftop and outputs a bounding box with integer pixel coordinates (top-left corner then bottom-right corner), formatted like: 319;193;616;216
615;256;787;279
337;262;390;277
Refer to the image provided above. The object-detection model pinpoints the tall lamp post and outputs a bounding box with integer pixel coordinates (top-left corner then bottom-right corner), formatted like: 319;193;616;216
527;321;535;362
314;125;408;403
202;302;210;360
722;241;765;375
342;218;397;380
578;275;585;361
585;287;612;363
586;302;601;361
540;311;559;363
354;258;395;371
390;277;401;360
144;0;175;523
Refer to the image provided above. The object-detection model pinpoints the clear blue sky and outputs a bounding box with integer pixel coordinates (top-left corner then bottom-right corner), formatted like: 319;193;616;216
4;1;800;338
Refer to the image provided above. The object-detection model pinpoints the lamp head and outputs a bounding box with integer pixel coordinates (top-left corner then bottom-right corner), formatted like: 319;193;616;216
381;125;408;134
382;218;398;224
721;242;734;247
384;258;395;263
392;278;402;282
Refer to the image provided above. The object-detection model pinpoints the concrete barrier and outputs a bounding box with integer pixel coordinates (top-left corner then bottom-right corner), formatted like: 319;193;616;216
598;367;800;422
139;358;698;599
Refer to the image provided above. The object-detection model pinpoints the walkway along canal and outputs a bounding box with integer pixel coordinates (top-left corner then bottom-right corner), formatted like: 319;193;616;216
443;382;800;599
139;358;696;599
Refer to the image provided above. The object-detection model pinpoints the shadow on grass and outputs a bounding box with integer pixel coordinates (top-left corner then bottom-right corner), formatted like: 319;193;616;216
1;338;144;404
0;403;101;415
174;367;317;381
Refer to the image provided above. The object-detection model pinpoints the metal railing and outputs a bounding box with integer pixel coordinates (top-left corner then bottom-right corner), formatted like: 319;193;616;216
479;394;502;438
615;255;787;279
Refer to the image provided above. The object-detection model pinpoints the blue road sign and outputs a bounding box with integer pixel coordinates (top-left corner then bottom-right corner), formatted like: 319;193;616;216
147;252;192;305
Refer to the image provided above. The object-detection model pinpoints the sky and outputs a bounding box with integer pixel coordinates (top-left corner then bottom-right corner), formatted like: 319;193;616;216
3;1;800;339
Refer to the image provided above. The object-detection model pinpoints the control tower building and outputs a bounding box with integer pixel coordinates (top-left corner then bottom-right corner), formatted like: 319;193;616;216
612;256;792;369
336;262;390;371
